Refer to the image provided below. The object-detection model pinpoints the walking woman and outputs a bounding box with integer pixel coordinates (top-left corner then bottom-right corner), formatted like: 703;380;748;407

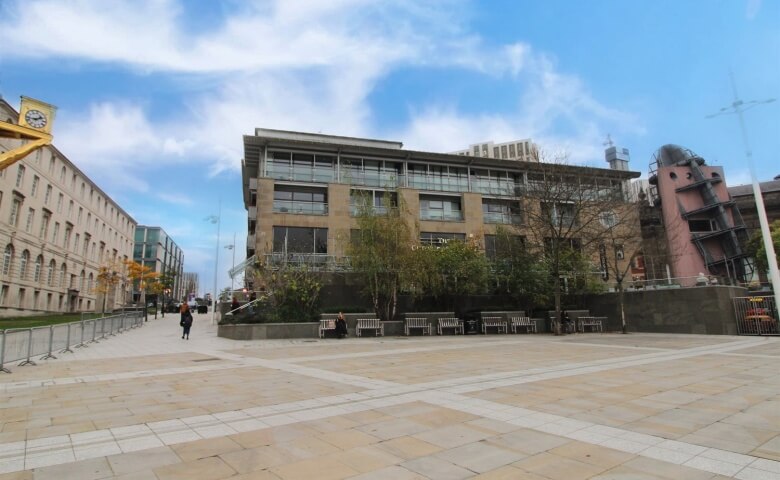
180;302;193;339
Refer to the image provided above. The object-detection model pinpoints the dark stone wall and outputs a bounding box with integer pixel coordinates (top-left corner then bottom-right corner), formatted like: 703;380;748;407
585;285;745;334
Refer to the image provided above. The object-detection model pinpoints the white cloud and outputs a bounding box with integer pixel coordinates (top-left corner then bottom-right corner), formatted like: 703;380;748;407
746;0;762;19
157;192;192;206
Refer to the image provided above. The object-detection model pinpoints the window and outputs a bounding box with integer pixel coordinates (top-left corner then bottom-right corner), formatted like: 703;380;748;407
59;263;67;288
31;175;40;197
3;245;14;276
19;250;29;280
16;165;25;188
689;219;715;233
482;200;522;224
39;212;50;239
10;198;22;226
273;186;328;215
25;208;35;232
350;189;397;215
272;226;328;254
87;273;93;292
484;234;525;259
49;155;55;173
44;185;52;204
34;255;42;282
57;193;64;213
71;173;77;190
83;234;90;256
542;202;577;226
62;225;73;250
501;145;508;159
52;222;60;244
74;233;80;253
77;207;83;225
419;232;466;246
68;200;74;218
420;195;463;221
47;260;55;285
80;182;85;198
60;166;66;182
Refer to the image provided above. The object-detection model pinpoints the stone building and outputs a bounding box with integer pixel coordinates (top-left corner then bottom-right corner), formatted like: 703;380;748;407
241;128;639;291
0;99;136;315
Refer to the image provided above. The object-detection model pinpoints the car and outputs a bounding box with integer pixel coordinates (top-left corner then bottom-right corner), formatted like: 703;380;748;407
197;304;208;314
165;301;181;313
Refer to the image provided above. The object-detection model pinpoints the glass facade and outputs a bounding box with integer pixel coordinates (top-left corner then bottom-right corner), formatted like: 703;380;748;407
273;227;328;254
420;195;463;221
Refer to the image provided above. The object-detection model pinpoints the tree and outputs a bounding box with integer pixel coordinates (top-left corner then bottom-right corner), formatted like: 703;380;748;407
515;150;639;334
490;227;551;313
95;259;124;313
252;262;322;322
347;191;413;321
747;220;780;275
123;260;159;320
406;238;489;314
157;268;177;317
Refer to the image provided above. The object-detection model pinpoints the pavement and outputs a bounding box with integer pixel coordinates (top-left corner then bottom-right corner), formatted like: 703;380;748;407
1;312;780;479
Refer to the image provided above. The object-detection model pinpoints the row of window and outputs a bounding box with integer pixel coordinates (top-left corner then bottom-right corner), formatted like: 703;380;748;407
263;149;623;197
0;244;121;293
269;226;581;260
0;285;96;311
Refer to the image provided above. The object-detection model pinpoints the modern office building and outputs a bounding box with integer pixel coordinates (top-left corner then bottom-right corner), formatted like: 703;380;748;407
0;99;136;316
181;272;199;301
133;226;184;303
241;128;639;291
645;144;752;286
449;138;538;162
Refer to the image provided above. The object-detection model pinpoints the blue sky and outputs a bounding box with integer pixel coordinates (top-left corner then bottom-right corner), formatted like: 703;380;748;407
1;0;778;296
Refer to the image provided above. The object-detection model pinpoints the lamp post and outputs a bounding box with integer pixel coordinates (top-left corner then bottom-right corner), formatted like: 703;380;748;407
205;199;221;325
225;232;236;294
706;72;779;302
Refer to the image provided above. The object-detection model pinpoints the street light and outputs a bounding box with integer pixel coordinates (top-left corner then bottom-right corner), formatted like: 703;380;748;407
205;198;221;325
706;72;779;302
225;232;236;293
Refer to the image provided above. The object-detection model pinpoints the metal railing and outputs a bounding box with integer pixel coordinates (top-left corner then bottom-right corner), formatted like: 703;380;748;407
734;295;778;336
0;310;144;373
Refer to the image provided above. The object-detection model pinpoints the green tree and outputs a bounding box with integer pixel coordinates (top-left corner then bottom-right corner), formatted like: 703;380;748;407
254;262;321;322
406;239;489;313
490;227;551;312
347;191;413;321
747;220;780;274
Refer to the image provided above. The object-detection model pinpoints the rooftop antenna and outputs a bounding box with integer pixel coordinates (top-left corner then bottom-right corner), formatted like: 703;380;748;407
603;134;614;148
706;70;778;300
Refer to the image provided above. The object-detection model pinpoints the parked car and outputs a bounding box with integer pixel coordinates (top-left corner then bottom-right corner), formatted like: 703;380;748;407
165;301;181;313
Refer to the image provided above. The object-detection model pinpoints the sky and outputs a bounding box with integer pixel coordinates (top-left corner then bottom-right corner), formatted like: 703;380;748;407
0;0;778;297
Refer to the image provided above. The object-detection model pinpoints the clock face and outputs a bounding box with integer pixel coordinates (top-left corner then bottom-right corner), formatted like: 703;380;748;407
24;109;47;129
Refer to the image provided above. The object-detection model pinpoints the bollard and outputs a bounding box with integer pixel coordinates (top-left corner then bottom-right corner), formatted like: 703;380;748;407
60;322;74;354
18;329;37;366
40;325;57;360
0;330;11;373
109;316;116;336
101;317;107;340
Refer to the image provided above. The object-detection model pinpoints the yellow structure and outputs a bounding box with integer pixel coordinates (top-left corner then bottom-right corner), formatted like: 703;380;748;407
0;96;57;171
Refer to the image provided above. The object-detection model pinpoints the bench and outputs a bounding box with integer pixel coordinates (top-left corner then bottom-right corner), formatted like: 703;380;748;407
437;317;463;335
405;317;431;336
356;318;383;337
510;316;536;334
578;316;604;333
481;316;507;334
319;319;336;338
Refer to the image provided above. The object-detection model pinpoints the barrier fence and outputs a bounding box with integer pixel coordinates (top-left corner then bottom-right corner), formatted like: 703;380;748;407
733;295;778;336
0;310;144;373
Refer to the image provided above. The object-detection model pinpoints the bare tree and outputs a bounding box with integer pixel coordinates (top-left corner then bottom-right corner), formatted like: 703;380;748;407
514;150;640;334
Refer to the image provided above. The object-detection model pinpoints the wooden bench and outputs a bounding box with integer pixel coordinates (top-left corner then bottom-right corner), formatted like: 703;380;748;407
437;317;463;335
481;316;507;334
405;317;431;336
319;319;336;338
578;316;604;333
510;316;536;334
356;318;383;337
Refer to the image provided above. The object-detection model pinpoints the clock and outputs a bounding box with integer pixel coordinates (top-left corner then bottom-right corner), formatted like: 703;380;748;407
24;109;48;129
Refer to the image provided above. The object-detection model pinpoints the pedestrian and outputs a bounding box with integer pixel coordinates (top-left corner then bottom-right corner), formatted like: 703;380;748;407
231;296;240;312
335;312;348;339
561;310;573;333
180;302;193;339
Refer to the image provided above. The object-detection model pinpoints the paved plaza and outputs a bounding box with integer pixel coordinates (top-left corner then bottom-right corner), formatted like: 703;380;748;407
1;313;780;479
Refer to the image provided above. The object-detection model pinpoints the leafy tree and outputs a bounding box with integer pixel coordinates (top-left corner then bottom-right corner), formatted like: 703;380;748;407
490;226;551;312
516;150;638;334
123;260;159;320
406;239;489;313
94;260;124;313
253;262;321;322
747;220;780;275
347;191;413;321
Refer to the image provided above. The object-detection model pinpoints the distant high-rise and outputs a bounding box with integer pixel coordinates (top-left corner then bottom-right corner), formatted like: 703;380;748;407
133;226;184;303
449;139;538;162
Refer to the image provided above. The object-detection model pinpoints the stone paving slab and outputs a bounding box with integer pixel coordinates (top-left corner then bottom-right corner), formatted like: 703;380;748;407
1;313;779;479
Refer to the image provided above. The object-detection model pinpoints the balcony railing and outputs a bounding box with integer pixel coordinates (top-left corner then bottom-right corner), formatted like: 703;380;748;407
483;212;523;224
420;209;463;221
342;172;402;188
471;181;520;196
273;200;328;215
267;165;334;183
349;205;389;216
407;175;467;193
263;253;350;271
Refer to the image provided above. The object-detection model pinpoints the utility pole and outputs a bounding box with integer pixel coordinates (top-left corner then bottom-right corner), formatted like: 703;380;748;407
706;72;779;301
